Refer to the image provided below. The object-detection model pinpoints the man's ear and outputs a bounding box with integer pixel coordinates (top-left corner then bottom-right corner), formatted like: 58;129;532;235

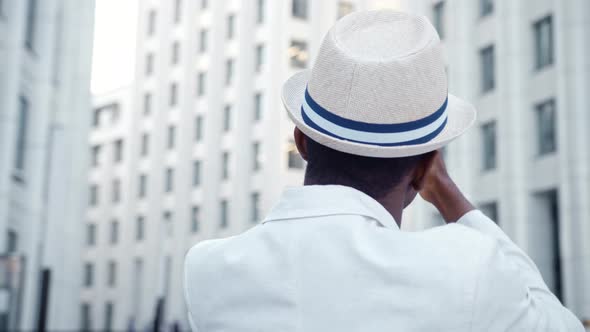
410;151;437;191
294;127;309;161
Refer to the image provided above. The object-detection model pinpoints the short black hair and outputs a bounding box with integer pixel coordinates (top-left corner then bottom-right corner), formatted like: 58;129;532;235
304;136;427;200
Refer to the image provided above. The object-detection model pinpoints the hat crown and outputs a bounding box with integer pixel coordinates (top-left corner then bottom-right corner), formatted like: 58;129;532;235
307;10;448;124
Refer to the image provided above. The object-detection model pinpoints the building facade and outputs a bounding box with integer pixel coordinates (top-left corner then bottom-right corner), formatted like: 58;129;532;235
0;0;95;331
401;0;590;324
83;0;399;331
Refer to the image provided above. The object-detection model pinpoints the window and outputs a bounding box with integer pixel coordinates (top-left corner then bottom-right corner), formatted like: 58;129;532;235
253;142;262;171
254;93;263;121
191;206;200;233
199;29;208;53
112;179;121;203
136;216;145;241
147;9;156;36
14;96;29;172
104;302;114;332
114;139;123;162
83;263;93;287
289;40;308;68
174;0;182;23
481;121;497;171
257;0;265;23
534;15;554;70
193;161;201;187
171;41;180;64
87;224;96;246
292;0;308;19
165;168;174;193
225;59;234;86
92;109;100;127
479;202;498;223
201;0;208;9
195;116;204;141
197;72;206;96
338;2;355;19
287;140;305;169
6;230;17;253
251;192;260;222
169;82;178;106
479;45;495;93
220;200;228;228
255;44;265;72
163;211;173;236
89;185;99;206
167;125;175;149
145;53;154;76
535;99;556;155
227;14;235;40
107;261;117;287
138;174;147;198
143;93;152;115
222;152;230;180
432;1;444;39
534;189;562;300
110;220;119;244
141;133;149;156
80;303;92;332
91;145;101;167
223;105;232;132
24;0;37;52
480;0;493;17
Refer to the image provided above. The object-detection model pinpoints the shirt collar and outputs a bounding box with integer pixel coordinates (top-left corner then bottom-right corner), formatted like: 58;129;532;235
262;185;399;230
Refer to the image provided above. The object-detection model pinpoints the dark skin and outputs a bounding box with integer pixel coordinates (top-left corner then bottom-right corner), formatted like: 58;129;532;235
294;127;475;226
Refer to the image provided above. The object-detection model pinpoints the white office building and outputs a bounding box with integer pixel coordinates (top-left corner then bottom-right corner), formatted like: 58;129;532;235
0;0;95;331
401;0;590;325
83;0;401;331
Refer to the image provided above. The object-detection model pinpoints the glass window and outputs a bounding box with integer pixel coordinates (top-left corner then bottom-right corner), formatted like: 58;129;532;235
138;174;147;198
24;0;37;52
289;40;308;68
174;0;182;23
89;185;99;206
534;15;554;70
141;133;149;156
91;145;101;167
163;211;173;236
145;53;154;76
191;206;200;233
193;161;201;187
225;59;234;86
87;224;96;246
223;105;232;132
292;0;308;19
257;0;265;24
15;96;29;172
220;200;228;228
199;29;208;53
112;179;120;203
227;14;235;40
197;72;206;96
167;125;175;149
114;139;123;162
165;168;174;192
253;142;262;171
338;2;355;19
136;216;145;241
479;202;498;223
147;9;156;36
432;1;444;39
535;99;556;155
104;302;114;332
254;93;263;121
255;44;265;72
479;45;495;93
287;140;305;169
195;116;204;141
200;0;207;9
251;192;260;222
110;220;119;244
222;152;230;180
143;93;152;115
171;41;180;64
481;121;497;171
107;261;116;287
80;303;92;332
169;82;178;106
84;262;93;287
480;0;493;17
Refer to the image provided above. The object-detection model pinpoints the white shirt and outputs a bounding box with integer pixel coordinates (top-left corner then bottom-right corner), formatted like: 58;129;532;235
184;185;583;331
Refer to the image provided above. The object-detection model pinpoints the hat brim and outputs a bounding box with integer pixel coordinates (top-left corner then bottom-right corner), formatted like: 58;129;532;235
282;70;476;158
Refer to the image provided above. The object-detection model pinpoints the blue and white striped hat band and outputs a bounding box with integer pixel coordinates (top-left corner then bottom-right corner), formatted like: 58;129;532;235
301;88;449;147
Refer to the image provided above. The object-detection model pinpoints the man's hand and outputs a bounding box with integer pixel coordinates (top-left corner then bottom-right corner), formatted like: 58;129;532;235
419;150;475;223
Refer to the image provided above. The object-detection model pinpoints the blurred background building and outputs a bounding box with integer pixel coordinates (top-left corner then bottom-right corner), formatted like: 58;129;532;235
0;0;95;331
400;0;590;324
84;0;401;331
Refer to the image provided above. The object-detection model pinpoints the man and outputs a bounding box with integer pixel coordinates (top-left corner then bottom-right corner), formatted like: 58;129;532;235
184;10;583;331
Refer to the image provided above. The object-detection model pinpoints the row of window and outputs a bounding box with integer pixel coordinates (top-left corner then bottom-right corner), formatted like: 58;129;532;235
91;139;123;167
480;98;557;172
80;301;114;332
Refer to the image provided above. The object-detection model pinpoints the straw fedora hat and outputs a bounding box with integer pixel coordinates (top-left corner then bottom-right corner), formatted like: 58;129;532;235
282;10;476;158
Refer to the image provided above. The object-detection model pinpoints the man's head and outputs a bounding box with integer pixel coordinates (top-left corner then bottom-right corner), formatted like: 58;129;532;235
294;127;436;208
